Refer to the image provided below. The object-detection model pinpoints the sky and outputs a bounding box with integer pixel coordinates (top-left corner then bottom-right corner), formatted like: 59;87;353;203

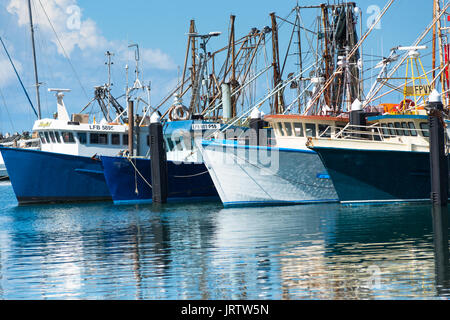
0;0;442;133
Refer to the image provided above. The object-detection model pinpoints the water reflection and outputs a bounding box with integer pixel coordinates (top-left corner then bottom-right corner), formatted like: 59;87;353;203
432;206;450;296
0;181;449;299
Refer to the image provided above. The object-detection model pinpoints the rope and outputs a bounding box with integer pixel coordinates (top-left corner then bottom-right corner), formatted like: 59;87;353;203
126;156;153;190
173;171;209;178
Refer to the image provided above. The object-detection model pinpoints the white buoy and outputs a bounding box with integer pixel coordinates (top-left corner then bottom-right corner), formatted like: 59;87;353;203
351;98;363;111
429;89;442;103
250;107;262;119
150;112;161;124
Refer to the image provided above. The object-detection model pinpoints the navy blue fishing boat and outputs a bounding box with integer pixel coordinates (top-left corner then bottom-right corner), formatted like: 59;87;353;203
308;114;450;204
101;156;218;204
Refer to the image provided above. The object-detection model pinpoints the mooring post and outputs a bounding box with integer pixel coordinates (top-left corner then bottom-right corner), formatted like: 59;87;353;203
149;113;168;204
432;205;450;295
249;108;264;146
428;89;448;207
349;99;366;139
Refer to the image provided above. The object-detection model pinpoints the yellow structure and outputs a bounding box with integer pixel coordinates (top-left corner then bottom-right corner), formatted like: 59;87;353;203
399;46;431;114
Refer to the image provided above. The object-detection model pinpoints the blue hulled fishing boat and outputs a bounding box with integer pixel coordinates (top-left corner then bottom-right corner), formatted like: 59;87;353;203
307;112;450;205
100;119;223;204
101;156;218;205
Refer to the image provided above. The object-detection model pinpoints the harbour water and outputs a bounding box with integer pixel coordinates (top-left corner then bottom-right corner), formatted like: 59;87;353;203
0;181;449;300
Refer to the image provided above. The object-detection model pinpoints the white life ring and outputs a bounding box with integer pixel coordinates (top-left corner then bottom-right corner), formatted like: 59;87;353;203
169;105;190;121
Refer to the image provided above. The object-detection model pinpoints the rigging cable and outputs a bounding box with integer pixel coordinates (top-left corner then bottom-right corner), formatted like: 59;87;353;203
0;87;15;132
0;36;38;118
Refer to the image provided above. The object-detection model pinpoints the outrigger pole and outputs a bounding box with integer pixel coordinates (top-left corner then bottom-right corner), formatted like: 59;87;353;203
27;0;42;119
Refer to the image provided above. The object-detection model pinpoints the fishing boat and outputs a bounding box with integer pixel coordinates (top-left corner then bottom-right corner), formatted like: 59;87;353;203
198;2;370;207
0;132;40;180
199;111;346;207
100;118;221;204
307;111;449;204
306;34;450;205
0;87;156;204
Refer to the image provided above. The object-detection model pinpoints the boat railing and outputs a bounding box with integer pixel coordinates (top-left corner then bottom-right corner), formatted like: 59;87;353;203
324;123;431;143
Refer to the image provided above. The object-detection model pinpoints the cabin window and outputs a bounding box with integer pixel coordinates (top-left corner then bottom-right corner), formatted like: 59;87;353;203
39;132;47;144
420;123;430;137
174;136;184;151
166;138;175;151
90;133;108;145
48;131;56;143
276;122;285;136
394;122;404;136
61;132;75;143
380;124;389;137
44;132;50;143
387;123;396;136
335;125;346;137
318;124;331;138
111;134;120;145
284;123;293;136
54;131;61;143
408;122;417;136
305;123;316;137
146;135;150;146
401;122;410;136
77;132;87;144
123;134;129;146
293;123;304;137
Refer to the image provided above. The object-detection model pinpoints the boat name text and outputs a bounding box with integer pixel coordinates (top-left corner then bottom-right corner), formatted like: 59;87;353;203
192;124;221;131
89;125;115;131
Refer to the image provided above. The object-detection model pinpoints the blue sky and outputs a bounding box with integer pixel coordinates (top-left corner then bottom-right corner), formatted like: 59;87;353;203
0;0;440;133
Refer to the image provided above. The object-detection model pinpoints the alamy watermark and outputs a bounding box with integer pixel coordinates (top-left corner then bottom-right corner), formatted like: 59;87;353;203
66;5;81;30
168;128;281;175
367;5;382;30
361;265;382;290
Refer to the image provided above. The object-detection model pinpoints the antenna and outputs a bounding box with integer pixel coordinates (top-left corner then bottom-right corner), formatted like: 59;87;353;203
128;43;142;89
105;51;115;119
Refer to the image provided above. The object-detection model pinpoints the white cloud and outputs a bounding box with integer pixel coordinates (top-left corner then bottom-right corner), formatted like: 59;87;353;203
7;0;107;56
140;48;176;71
6;0;176;71
0;55;23;88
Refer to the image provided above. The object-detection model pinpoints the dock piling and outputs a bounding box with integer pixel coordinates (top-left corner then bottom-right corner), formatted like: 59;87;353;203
428;89;448;207
149;113;168;203
349;99;366;139
249;108;264;146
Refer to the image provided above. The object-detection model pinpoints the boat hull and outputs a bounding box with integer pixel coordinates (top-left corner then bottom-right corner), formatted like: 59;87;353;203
0;153;7;179
100;156;219;204
200;141;338;207
0;147;111;204
312;147;450;204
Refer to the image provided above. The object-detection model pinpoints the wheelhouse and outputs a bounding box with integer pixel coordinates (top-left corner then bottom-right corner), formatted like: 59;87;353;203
264;115;349;149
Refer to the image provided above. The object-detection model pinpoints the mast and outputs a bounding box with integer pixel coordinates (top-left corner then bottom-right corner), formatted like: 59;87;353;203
295;6;305;113
270;12;284;114
436;0;447;106
321;4;332;108
230;15;237;117
27;0;41;119
105;51;114;122
432;0;437;82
